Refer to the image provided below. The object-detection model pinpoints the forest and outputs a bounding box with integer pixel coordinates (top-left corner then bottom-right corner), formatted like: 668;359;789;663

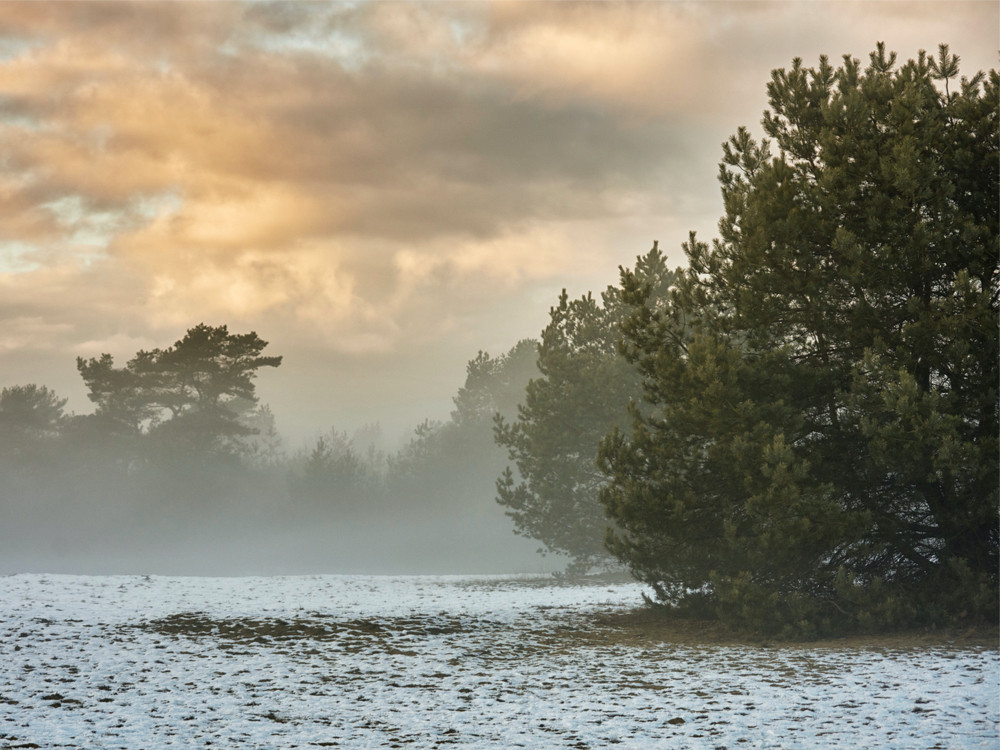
2;45;996;635
0;325;546;576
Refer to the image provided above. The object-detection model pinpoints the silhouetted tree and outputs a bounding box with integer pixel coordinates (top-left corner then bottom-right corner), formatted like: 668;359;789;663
389;341;539;518
0;384;66;442
0;383;68;483
77;323;282;460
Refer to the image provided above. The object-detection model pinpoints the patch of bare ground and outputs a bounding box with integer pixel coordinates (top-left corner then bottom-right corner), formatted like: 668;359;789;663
142;612;471;641
587;608;1000;649
133;607;998;655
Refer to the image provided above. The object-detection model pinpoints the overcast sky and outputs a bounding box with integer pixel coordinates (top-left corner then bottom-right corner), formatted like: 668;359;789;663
1;1;996;445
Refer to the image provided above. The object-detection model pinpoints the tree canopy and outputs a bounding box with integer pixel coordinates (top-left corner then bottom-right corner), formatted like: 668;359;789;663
0;384;66;439
0;384;68;466
77;323;282;457
599;44;998;634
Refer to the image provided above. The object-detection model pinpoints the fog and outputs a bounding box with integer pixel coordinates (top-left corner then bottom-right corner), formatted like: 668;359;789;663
1;496;561;577
0;341;571;576
0;465;561;577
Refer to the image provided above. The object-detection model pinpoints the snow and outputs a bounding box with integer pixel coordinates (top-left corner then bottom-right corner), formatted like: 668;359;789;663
1;574;997;748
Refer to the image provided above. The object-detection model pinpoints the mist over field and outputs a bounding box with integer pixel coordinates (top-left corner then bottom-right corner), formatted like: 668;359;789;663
0;317;567;577
1;505;556;577
0;339;563;576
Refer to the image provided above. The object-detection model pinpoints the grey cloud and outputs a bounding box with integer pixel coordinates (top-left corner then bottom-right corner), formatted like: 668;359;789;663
2;3;698;250
180;56;690;241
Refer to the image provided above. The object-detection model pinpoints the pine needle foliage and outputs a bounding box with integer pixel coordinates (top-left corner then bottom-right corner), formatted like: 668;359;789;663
599;45;998;635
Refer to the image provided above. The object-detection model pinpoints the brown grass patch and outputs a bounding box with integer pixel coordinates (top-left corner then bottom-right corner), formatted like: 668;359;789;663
588;608;1000;650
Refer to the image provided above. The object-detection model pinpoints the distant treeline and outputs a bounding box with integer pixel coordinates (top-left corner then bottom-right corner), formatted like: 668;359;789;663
0;326;547;575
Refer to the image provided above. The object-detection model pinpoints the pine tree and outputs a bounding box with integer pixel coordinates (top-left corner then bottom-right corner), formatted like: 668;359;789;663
600;45;998;633
77;323;282;459
496;244;673;573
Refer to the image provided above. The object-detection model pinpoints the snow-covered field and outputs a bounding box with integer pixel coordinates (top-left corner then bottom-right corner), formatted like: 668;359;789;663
1;574;996;749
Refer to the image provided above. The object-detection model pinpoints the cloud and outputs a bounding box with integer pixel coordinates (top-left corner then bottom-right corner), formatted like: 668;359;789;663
467;2;712;116
0;0;996;438
1;2;698;351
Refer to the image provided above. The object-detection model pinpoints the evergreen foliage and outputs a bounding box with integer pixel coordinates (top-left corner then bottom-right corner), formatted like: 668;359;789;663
0;384;67;444
297;428;370;506
495;246;673;572
77;323;282;458
453;340;539;427
390;341;539;515
599;45;998;634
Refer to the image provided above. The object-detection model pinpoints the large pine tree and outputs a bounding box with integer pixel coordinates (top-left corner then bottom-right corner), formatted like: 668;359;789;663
600;45;998;633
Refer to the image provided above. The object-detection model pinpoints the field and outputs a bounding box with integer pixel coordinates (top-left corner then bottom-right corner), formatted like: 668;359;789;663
1;574;997;749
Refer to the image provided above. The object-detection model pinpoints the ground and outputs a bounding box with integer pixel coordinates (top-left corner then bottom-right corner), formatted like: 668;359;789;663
1;574;996;749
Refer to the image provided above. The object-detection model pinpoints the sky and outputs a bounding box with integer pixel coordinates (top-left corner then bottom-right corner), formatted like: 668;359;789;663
1;0;996;447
